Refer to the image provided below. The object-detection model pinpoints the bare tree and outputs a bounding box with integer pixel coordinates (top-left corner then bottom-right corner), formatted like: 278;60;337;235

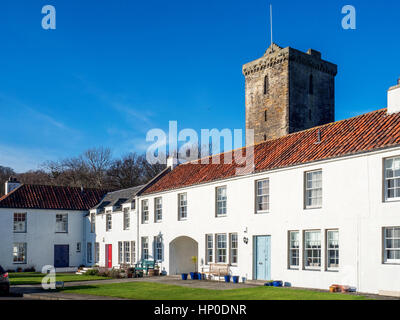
82;147;112;188
107;153;142;189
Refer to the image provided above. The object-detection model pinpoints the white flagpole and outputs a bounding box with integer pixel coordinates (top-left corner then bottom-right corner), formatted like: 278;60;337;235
270;4;273;45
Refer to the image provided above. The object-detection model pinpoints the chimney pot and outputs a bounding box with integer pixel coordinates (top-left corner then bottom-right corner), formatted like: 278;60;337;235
387;78;400;114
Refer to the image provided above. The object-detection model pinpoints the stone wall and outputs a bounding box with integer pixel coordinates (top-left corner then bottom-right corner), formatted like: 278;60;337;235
243;44;337;145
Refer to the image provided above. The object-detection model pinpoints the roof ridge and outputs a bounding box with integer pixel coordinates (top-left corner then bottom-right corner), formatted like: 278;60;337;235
180;108;387;166
142;107;399;196
107;185;144;194
17;183;107;191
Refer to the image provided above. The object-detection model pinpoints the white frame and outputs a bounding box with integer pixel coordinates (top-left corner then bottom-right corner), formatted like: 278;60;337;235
206;234;213;264
288;231;300;269
303;230;322;270
383;227;400;264
305;170;323;209
215;233;227;263
124;241;131;264
142;237;149;260
255;179;270;213
131;241;136;264
326;230;339;270
154;197;162;222
13;242;27;264
106;213;112;231
55;213;68;233
154;236;163;262
95;242;100;263
90;212;96;233
13;212;27;233
141;199;149;224
123;208;130;230
118;241;123;264
384;157;400;201
229;233;238;265
178;193;187;221
216;186;227;217
87;242;92;263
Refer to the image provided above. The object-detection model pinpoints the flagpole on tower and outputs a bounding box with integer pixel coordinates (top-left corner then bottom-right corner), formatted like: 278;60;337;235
270;4;273;45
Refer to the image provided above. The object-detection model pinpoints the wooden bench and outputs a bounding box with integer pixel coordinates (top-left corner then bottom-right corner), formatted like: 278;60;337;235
134;259;155;276
204;263;230;281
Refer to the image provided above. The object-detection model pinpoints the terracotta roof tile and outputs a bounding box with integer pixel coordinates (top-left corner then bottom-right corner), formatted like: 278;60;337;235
0;184;108;210
143;109;400;195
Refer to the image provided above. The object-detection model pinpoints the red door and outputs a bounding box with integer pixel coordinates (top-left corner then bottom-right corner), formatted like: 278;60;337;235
105;244;112;268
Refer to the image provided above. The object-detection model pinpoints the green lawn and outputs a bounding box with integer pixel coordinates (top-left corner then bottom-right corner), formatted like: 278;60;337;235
61;281;369;300
9;272;111;285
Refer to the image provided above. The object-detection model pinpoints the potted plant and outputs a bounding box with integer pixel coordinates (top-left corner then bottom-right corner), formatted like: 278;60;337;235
154;264;160;276
232;276;239;283
224;274;231;283
190;256;198;279
181;273;188;280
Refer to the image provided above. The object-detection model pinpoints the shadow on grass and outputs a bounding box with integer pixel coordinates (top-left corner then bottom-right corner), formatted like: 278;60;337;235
60;285;99;291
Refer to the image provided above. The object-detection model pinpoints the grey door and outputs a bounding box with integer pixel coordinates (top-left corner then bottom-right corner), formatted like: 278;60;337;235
54;245;69;268
254;236;271;280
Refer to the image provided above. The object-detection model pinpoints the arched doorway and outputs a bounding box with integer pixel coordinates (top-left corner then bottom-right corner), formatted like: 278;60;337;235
169;236;198;275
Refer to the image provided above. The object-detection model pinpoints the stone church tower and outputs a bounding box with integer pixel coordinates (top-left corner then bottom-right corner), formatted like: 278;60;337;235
243;43;337;144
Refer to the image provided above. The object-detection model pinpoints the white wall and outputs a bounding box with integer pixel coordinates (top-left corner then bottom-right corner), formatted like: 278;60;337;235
88;204;137;268
0;209;86;271
136;147;400;294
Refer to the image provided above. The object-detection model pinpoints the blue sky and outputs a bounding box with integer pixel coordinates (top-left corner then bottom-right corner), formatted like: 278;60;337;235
0;0;399;172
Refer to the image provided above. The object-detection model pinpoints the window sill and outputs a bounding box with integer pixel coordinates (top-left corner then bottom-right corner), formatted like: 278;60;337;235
13;262;27;265
288;267;299;270
13;231;27;234
55;232;68;234
383;261;400;265
155;221;162;224
304;206;322;210
304;267;321;271
255;211;270;215
215;215;227;218
326;268;339;272
383;198;400;203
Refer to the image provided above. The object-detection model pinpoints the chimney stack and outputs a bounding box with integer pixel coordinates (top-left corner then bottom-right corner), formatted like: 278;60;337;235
5;177;21;195
167;155;178;170
388;78;400;114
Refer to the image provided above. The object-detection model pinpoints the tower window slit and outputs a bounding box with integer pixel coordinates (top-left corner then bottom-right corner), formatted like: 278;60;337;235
309;74;314;95
264;75;269;95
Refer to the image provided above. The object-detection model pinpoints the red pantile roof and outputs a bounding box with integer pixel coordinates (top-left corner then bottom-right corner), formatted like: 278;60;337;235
0;184;108;210
142;108;400;195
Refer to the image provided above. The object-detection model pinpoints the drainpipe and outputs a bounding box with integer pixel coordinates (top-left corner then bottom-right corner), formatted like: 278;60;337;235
136;195;140;263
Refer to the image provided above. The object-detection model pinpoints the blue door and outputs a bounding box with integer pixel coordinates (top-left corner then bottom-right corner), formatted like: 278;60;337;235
54;245;69;268
254;236;271;280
